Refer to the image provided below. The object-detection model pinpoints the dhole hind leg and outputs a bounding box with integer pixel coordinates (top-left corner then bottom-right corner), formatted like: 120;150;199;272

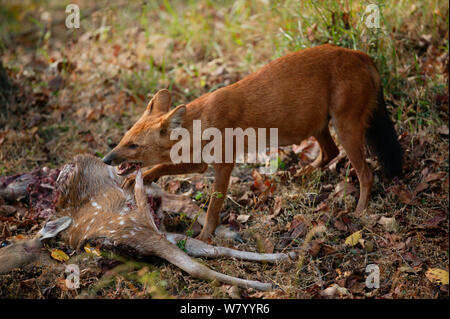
335;121;373;213
311;126;339;168
197;163;234;242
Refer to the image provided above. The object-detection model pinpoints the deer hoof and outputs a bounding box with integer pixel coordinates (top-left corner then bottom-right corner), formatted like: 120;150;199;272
214;225;243;242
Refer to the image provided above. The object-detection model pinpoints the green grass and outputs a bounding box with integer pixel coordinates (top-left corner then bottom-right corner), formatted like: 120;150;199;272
67;0;446;126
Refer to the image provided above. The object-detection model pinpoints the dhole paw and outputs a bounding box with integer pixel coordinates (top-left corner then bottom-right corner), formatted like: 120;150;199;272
196;231;212;243
293;164;316;178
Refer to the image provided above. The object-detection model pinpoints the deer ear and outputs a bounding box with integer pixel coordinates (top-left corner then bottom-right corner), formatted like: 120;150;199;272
146;89;172;114
37;216;72;241
162;104;186;132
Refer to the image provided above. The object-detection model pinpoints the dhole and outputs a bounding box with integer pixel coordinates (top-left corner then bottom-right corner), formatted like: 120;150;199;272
103;44;403;242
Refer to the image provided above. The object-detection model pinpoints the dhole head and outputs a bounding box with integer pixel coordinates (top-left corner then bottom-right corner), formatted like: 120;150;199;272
103;89;186;175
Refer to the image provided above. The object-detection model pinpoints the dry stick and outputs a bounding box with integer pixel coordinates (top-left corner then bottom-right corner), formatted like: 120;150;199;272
177;193;212;250
227;195;243;208
280;231;307;255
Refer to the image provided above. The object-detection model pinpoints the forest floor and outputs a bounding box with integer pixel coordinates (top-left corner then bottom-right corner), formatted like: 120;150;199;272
0;0;448;298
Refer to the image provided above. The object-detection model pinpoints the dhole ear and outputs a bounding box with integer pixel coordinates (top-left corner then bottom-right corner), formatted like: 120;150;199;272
162;104;186;133
146;89;172;114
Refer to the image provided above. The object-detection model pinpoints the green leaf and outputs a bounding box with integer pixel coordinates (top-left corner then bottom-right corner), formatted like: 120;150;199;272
194;191;203;200
176;239;186;252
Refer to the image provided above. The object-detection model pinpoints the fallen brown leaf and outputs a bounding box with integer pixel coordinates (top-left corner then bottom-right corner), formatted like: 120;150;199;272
167;180;181;193
424;171;447;183
333;181;357;200
418;211;447;229
391;185;415;205
270;196;283;218
293;136;320;162
309;239;323;257
436;125;449;136
402;252;422;267
378;216;398;233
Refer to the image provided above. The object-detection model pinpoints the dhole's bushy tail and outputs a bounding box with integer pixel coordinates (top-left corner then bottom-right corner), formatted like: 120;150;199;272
365;87;403;179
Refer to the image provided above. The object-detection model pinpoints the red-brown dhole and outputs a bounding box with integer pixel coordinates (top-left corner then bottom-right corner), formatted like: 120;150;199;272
103;44;403;242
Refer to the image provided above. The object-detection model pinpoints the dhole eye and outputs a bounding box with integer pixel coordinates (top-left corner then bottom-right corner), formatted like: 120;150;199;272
128;143;139;149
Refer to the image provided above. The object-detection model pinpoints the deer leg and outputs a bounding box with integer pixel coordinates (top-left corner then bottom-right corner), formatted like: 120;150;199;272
134;170;159;232
153;237;273;291
0;239;42;275
165;233;297;262
0;217;71;274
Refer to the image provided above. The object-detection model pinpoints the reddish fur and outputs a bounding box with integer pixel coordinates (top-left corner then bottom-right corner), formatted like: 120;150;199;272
105;44;391;241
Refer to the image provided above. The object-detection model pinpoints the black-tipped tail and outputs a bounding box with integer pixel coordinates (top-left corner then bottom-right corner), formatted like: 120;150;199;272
365;88;403;179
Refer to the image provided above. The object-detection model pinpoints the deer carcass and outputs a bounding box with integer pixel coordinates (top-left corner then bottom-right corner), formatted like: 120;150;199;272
0;155;296;291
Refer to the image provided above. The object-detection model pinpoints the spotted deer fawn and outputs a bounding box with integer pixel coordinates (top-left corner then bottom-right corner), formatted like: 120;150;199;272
0;155;296;290
103;44;403;242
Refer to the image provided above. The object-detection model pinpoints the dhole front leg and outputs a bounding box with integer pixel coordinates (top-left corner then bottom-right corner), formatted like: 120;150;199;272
122;163;208;188
197;163;234;242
